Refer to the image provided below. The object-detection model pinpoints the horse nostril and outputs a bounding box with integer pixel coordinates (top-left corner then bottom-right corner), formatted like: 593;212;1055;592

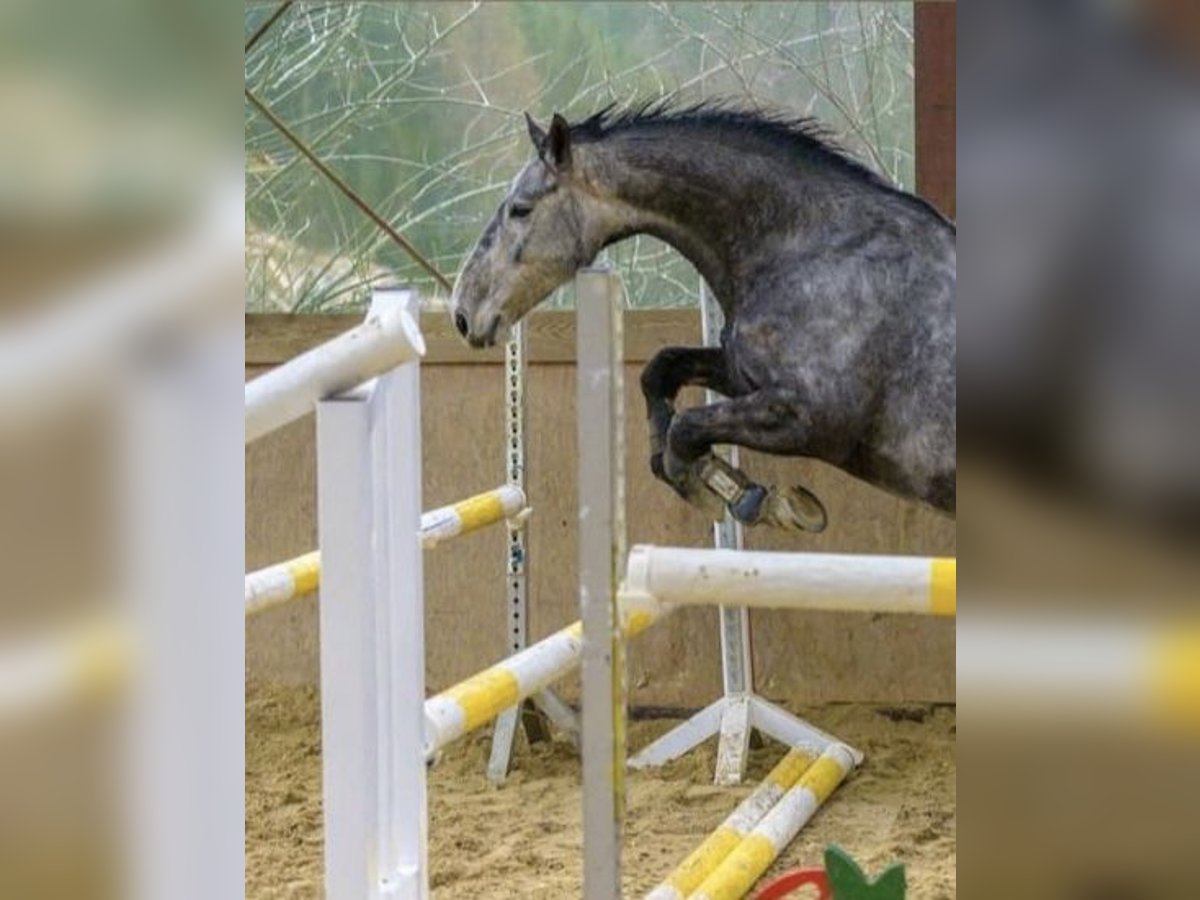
454;309;469;338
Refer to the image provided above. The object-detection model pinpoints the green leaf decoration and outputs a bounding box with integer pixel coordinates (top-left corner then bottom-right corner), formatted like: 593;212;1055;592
824;845;907;900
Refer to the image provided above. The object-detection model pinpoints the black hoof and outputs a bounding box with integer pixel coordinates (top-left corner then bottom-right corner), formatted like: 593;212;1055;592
729;484;769;524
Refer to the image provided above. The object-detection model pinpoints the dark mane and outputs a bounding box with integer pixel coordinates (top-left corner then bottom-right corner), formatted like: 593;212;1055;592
570;98;892;190
568;98;951;226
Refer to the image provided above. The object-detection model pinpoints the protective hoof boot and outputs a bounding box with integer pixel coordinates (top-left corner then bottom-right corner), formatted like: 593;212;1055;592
729;484;769;524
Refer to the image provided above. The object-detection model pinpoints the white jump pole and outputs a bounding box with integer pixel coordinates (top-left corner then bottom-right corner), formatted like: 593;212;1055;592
245;287;425;444
624;545;956;617
315;290;427;900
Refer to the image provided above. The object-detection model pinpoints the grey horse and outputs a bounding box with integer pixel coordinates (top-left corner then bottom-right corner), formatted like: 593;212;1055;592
451;102;955;530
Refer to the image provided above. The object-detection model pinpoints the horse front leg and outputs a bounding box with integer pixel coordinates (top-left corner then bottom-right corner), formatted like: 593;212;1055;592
639;346;738;486
664;388;828;532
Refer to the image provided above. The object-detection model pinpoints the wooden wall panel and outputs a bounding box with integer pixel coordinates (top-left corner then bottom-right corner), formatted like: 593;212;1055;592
246;312;956;705
916;1;956;219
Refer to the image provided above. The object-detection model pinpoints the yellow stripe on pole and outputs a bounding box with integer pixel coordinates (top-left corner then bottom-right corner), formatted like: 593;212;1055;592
1152;627;1200;728
652;749;815;899
663;826;743;897
286;551;322;597
801;752;849;804
691;745;854;900
626;609;656;638
74;623;134;700
765;748;815;791
930;558;956;617
453;491;508;532
694;833;777;900
443;666;521;731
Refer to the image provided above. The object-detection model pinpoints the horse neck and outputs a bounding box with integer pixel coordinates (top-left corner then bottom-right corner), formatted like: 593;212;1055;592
584;133;840;311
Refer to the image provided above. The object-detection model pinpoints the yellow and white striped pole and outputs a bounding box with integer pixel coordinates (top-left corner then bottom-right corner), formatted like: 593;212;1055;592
423;605;661;757
244;551;322;616
418;484;527;549
688;743;857;900
244;485;527;616
0;619;134;722
644;748;817;900
624;546;955;617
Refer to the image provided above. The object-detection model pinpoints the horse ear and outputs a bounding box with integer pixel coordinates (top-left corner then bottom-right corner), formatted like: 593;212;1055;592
547;113;572;170
525;112;547;151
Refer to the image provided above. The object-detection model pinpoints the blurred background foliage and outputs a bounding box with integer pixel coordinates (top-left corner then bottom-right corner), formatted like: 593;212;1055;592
244;1;914;313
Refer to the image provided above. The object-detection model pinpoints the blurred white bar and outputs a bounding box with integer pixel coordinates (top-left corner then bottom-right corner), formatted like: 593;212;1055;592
958;616;1200;722
244;288;425;444
0;619;131;721
123;326;244;900
0;173;242;435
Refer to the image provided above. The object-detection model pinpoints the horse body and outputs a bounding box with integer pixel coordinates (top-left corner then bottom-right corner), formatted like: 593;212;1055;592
452;103;956;526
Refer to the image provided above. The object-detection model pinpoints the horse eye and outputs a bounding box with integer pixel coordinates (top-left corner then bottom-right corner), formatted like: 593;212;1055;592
509;203;533;219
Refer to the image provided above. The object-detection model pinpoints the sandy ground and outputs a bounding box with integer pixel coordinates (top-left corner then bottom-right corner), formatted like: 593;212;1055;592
247;684;955;899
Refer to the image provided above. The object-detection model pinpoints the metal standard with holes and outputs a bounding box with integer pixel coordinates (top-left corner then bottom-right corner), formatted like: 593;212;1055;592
487;320;582;780
488;321;528;782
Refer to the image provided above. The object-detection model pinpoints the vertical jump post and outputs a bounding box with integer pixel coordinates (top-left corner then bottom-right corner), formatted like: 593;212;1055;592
316;288;428;900
577;268;626;900
703;283;756;784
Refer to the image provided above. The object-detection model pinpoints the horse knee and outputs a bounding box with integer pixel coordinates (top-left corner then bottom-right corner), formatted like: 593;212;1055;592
640;350;680;401
666;411;709;464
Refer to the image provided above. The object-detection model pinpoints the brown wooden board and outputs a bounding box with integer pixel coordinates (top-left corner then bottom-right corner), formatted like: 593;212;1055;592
246;309;700;367
916;1;956;220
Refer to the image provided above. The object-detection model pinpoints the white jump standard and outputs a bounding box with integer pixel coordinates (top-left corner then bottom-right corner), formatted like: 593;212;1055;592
244;287;425;443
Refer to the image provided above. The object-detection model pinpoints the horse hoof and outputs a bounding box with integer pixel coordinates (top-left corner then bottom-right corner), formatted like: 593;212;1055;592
763;484;828;533
730;484;769;524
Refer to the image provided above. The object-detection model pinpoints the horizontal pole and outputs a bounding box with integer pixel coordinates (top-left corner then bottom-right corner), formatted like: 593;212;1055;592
423;606;661;758
645;748;817;900
244;486;527;616
689;743;857;900
623;545;955;617
419;484;527;549
244;551;321;617
245;293;425;444
0;620;132;722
